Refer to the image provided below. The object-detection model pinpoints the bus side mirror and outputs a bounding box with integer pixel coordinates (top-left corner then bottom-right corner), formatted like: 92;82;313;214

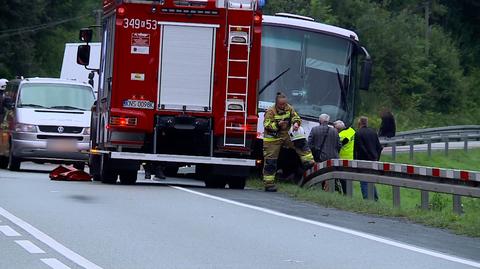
258;0;267;9
360;59;372;91
77;45;91;66
79;28;93;43
359;46;372;91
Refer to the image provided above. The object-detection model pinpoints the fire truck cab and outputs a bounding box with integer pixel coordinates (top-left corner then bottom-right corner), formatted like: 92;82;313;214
78;0;263;188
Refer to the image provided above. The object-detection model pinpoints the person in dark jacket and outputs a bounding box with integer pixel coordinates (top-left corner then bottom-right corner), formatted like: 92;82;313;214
308;114;341;162
378;109;396;138
354;116;383;200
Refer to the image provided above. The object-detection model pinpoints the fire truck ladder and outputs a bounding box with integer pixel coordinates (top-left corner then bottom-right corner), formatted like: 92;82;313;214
223;25;251;147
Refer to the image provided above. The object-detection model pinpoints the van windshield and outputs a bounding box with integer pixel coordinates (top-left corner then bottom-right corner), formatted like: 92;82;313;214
18;83;94;111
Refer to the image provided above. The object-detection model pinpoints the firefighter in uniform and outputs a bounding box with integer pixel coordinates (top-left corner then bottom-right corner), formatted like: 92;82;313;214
263;92;314;192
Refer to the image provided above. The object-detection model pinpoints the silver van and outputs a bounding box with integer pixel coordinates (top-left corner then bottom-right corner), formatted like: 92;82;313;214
0;78;95;171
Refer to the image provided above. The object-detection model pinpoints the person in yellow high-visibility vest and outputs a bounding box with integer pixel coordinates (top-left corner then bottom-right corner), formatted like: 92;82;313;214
263;92;314;192
334;120;355;194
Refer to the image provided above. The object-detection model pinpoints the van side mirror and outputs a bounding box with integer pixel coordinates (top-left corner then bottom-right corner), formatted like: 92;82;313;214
359;46;372;91
79;28;93;43
77;45;91;66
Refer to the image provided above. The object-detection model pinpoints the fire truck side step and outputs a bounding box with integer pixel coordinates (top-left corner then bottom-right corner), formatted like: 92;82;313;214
228;59;249;63
228;76;248;80
227;93;247;96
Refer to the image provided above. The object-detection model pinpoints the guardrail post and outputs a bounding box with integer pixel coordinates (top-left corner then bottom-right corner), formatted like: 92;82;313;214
346;179;353;198
367;183;375;201
444;139;449;156
409;142;414;161
421;191;429;210
328;180;335;193
392;186;401;208
463;136;468;153
391;144;396;161
453;195;463;215
427;140;432;159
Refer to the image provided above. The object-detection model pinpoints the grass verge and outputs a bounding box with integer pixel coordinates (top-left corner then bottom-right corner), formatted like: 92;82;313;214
247;149;480;237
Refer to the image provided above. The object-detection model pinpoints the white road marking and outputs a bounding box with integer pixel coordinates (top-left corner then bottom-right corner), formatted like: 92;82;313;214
15;240;45;254
173;186;480;268
0;207;102;269
0;225;21;236
41;258;71;269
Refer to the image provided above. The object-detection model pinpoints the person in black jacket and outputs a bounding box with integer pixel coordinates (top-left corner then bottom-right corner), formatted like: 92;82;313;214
354;116;383;200
378;109;396;138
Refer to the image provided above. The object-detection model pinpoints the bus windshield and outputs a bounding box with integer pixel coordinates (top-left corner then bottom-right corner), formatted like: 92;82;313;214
259;25;356;124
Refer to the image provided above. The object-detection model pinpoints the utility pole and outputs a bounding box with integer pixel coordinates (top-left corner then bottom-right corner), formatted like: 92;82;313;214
94;9;102;42
424;0;430;56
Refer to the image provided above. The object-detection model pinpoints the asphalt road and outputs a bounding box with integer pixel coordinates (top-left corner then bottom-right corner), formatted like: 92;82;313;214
0;163;479;269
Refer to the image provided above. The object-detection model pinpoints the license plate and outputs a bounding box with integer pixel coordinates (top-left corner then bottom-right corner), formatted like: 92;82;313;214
47;139;78;152
123;99;155;109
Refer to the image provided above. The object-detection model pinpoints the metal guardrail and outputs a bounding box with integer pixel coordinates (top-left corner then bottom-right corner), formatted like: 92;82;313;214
380;125;480;160
394;125;480;139
301;159;480;214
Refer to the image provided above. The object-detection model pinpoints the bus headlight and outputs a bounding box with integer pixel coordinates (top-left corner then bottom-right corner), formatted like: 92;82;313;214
83;127;91;135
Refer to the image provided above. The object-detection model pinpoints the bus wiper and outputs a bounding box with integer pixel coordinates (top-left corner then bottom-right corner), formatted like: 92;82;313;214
19;104;47;108
258;67;291;95
49;105;86;111
336;68;348;112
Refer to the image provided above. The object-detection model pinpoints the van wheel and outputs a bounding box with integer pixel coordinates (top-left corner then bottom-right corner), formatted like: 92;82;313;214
100;155;117;184
0;156;8;169
119;170;138;185
8;147;20;171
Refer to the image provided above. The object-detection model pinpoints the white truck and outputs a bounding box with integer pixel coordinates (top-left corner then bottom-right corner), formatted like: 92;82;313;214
60;43;101;95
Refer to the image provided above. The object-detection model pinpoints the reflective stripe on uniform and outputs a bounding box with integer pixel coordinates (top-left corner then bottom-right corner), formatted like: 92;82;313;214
264;119;278;131
273;111;291;120
300;152;314;162
263;174;275;183
263;137;281;142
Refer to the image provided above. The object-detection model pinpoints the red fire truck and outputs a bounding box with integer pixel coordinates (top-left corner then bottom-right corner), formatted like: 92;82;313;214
77;0;263;188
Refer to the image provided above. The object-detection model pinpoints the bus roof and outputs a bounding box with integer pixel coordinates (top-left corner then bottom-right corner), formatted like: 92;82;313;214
263;14;359;42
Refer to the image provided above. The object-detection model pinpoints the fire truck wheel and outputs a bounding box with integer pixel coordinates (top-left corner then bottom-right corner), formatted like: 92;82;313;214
228;177;246;190
73;162;85;171
164;166;179;177
204;177;226;189
119;170;138;185
100;156;118;184
89;154;102;181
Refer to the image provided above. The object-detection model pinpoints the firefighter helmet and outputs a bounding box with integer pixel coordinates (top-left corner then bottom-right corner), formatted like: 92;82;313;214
289;126;306;141
0;79;8;91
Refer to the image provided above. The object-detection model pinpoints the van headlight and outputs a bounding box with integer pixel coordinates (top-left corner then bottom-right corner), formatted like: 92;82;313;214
83;127;91;135
15;123;37;133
